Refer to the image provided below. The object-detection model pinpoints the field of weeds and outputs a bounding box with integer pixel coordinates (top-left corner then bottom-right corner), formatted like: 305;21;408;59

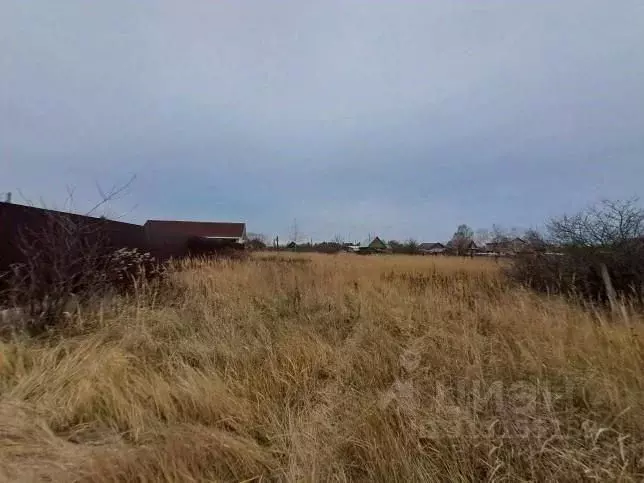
1;252;644;481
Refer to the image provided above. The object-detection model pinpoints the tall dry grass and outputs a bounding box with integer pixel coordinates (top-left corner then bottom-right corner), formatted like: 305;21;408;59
1;253;644;481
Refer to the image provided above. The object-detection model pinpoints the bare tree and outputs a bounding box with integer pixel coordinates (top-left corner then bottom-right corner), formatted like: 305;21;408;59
523;228;547;251
509;198;644;308
491;224;510;243
246;232;267;244
388;240;403;253
474;228;492;247
547;198;644;247
450;224;474;255
404;238;420;254
246;233;268;251
509;226;522;239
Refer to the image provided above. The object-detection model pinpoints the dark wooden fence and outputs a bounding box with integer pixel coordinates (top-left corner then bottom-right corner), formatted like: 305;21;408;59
0;202;147;275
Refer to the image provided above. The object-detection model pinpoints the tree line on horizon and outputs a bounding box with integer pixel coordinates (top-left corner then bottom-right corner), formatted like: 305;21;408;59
248;198;643;255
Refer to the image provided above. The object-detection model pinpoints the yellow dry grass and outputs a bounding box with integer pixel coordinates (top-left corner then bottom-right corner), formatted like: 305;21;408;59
1;253;644;481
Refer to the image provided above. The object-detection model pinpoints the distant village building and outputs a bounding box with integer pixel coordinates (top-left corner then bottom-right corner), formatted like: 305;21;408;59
351;236;392;254
418;242;446;255
483;238;531;256
342;242;361;253
368;236;388;251
360;236;391;254
446;239;478;255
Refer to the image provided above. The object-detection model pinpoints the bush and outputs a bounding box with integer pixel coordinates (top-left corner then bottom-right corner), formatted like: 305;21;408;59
507;199;644;308
104;247;166;289
0;212;165;335
1;246;166;335
508;245;644;306
246;238;267;251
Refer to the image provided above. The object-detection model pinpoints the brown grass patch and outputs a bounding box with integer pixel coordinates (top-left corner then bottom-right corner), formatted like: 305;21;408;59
1;253;644;481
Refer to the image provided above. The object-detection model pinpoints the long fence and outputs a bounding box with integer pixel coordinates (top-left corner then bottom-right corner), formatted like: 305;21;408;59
0;202;147;274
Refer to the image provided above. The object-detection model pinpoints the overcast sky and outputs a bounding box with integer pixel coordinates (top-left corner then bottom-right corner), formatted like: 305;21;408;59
2;1;643;242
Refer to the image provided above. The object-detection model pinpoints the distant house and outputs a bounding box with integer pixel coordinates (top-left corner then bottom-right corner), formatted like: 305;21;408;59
418;242;446;255
446;239;478;255
144;219;246;259
285;241;297;250
484;238;529;256
367;236;391;253
342;242;361;253
354;236;390;255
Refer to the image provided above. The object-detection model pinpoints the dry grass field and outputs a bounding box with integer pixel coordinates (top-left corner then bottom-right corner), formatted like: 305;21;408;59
1;252;644;481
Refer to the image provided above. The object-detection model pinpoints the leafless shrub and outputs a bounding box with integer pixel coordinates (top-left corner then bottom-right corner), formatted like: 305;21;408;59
508;199;644;308
104;247;167;287
0;213;164;335
245;233;268;251
548;198;644;247
2;213;110;332
0;180;167;335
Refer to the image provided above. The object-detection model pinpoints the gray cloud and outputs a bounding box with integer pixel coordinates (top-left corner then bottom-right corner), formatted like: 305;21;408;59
2;0;643;241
